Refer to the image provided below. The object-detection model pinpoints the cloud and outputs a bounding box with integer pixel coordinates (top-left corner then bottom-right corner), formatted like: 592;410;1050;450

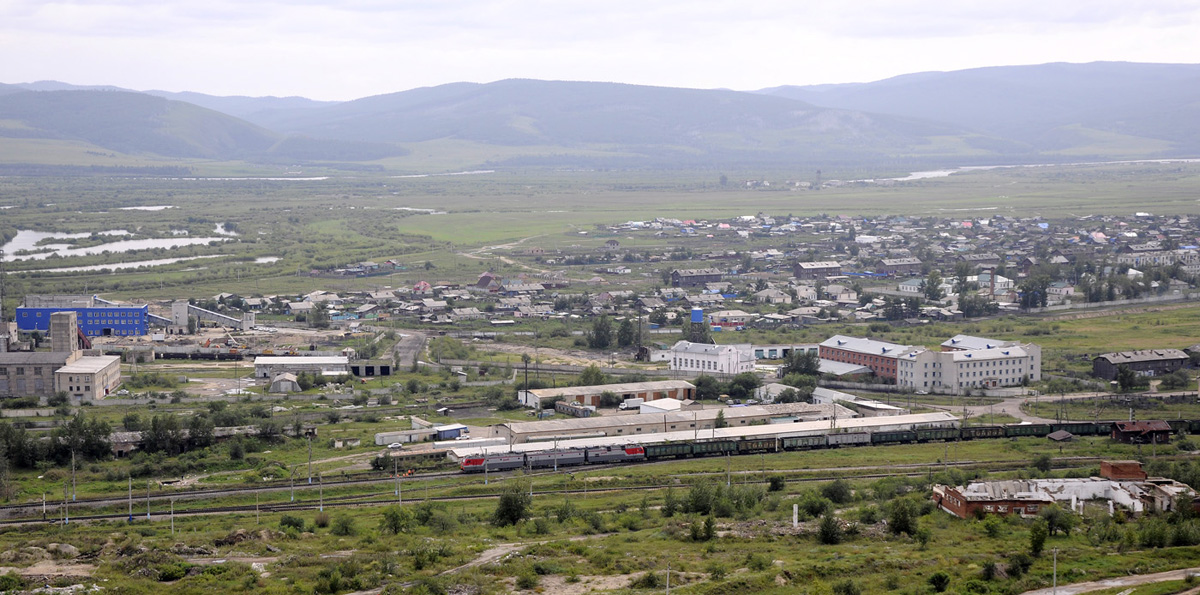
1;0;1199;99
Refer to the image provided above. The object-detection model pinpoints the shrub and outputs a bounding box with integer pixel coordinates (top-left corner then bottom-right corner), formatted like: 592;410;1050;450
331;514;357;536
515;573;539;590
314;511;330;528
832;579;862;595
1030;518;1049;556
818;514;843;545
768;475;786;492
928;571;951;593
630;572;662;588
279;514;304;531
821;479;853;504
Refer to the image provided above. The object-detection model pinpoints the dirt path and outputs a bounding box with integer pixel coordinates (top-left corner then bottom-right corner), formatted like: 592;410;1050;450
1021;566;1200;595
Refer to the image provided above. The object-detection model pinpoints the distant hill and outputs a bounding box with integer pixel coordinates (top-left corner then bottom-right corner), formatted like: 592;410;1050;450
264;79;971;166
0;90;405;162
141;90;340;126
758;62;1200;154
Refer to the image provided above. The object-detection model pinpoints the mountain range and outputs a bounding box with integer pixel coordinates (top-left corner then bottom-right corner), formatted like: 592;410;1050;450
1;61;1197;171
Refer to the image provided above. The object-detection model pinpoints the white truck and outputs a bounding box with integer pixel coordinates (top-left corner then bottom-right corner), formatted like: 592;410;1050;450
618;398;644;411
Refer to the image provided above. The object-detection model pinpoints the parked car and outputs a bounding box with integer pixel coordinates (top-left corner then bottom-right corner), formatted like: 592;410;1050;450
388;442;403;449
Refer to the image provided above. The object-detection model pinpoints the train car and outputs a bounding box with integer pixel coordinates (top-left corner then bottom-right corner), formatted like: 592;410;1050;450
916;428;960;442
962;425;1005;440
737;438;778;454
585;445;646;464
527;449;586;469
827;432;871;447
460;453;525;473
1189;420;1200;434
872;430;917;445
1052;422;1103;436
1167;420;1190;433
781;435;826;450
645;442;692;459
692;440;739;456
1005;424;1052;437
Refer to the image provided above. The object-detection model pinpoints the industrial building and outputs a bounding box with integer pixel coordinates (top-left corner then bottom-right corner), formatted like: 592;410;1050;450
492;402;855;443
519;380;695;409
793;261;842;280
453;412;960;459
253;356;350;379
818;335;914;381
932;460;1197;519
667;341;755;376
0;311;122;400
17;295;149;337
896;342;1042;394
1092;350;1190;380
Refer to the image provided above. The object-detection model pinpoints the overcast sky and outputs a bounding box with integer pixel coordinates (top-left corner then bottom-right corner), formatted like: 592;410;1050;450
3;1;1199;101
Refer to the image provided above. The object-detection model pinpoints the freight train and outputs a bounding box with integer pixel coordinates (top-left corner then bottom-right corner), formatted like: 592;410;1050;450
458;419;1200;473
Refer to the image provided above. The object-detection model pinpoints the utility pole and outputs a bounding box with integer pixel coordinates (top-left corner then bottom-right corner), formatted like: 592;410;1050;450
308;436;313;484
146;480;151;520
1052;548;1058;594
71;451;76;501
128;476;133;521
63;482;68;525
319;473;323;512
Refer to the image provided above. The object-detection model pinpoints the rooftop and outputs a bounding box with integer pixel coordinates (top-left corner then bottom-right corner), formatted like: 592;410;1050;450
821;335;912;356
56;355;120;374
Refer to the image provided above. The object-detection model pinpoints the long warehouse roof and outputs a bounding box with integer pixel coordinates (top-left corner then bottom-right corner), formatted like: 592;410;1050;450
451;412;959;459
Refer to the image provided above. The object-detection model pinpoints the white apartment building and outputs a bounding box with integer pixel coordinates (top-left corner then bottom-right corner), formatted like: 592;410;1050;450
668;341;755;375
897;342;1041;394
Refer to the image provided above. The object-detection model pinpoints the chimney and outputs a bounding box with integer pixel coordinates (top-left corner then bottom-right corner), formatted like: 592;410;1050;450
50;311;80;353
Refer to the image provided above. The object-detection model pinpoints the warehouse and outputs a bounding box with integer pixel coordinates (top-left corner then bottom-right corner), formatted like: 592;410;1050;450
492;402;854;443
453;412;960;459
17;295;149;337
253;356;350;379
519;380;695;409
1092;350;1189;380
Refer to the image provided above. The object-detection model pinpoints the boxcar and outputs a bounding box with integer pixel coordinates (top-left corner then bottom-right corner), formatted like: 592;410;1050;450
1167;420;1190;433
1053;422;1103;436
692;440;738;456
645;442;692;459
962;426;1005;440
872;430;917;444
585;445;646;464
737;438;777;454
781;435;826;450
916;428;960;442
1005;424;1052;437
827;432;871;446
527;449;585;469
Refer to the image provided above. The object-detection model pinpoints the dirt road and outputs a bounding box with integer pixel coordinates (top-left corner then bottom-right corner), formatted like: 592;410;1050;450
1021;566;1200;595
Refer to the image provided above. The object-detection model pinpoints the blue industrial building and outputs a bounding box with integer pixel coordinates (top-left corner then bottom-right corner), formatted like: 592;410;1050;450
17;305;149;337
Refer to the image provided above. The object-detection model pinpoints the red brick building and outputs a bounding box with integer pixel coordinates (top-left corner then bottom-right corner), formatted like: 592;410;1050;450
1101;460;1148;481
931;484;1052;519
818;335;912;381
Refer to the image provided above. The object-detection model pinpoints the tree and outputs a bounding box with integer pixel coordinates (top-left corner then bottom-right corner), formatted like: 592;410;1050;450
587;316;613;349
682;321;711;343
727;372;761;400
493;483;532;526
1115;364;1146;393
821;479;853;504
380;505;414;534
1029;518;1049;556
888;497;920;536
616;319;635;347
818;513;843;545
714;409;728;428
924;270;945;301
928;571;951;593
782;350;821;377
121;413;143;432
693;375;722;400
186;316;197;335
578;364;606;387
1032;453;1053;474
1039;504;1076;536
311;302;330;329
187;415;214;449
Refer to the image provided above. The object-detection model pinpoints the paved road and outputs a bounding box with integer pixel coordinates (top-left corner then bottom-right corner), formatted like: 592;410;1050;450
392;330;427;370
1022;566;1200;595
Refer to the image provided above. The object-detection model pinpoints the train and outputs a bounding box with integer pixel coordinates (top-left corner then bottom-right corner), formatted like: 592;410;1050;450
458;419;1200;473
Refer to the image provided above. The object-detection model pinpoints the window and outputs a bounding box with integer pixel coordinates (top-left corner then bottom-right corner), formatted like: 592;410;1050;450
15;368;23;375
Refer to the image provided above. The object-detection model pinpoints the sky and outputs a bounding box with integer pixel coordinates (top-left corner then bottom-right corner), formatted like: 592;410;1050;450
2;1;1199;101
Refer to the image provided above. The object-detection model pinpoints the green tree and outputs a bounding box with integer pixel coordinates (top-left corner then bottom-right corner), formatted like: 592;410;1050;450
888;496;920;536
493;483;532;526
818;513;843;545
578;364;607;387
821;479;853;504
715;410;728;429
121;413;143;432
616;319;636;347
923;270;945;301
782;349;821;377
693;375;722;400
311;302;330;329
1039;504;1076;536
587;316;613;349
928;571;951;593
682;321;711;343
380;505;414;534
1032;453;1053;474
187;316;197;335
1030;517;1049;556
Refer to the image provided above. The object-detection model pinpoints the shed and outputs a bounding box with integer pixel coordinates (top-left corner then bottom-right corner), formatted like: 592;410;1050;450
1111;420;1172;444
1046;430;1073;442
269;373;301;393
434;423;468;440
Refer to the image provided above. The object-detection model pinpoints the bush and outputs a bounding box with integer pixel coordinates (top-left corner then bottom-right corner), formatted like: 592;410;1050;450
768;475;786;492
1030;518;1049;556
817;514;843;545
821;479;853;504
515;573;539;590
331;514;357;536
279;514;304;531
630;572;662;588
928;571;951;593
314;511;330;528
493;483;532;526
832;579;862;595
